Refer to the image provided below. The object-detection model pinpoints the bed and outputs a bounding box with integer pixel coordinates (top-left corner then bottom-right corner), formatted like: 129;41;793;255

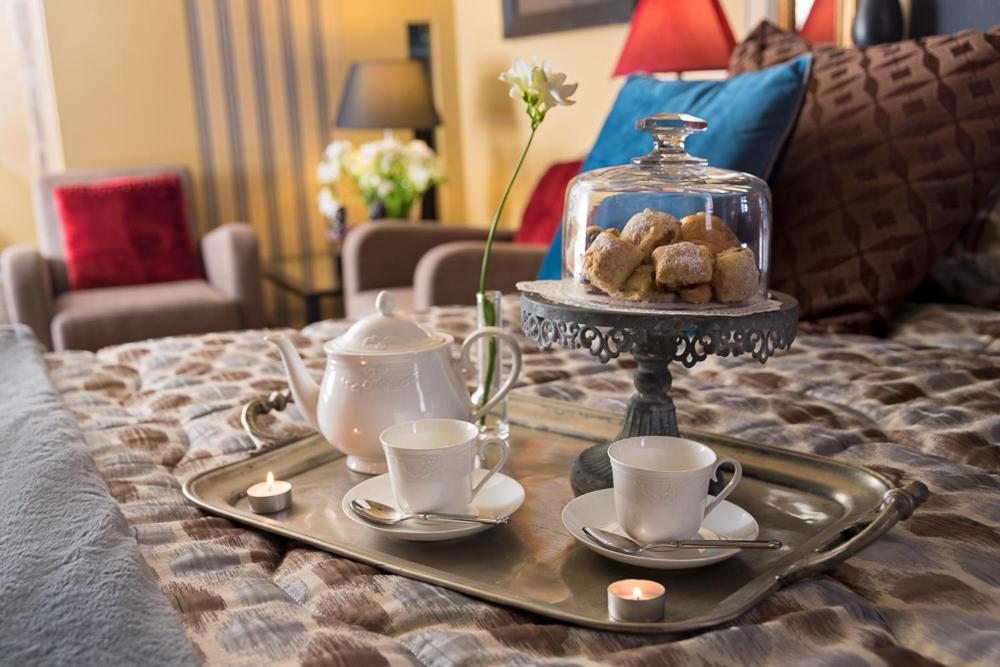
2;294;996;665
5;3;1000;663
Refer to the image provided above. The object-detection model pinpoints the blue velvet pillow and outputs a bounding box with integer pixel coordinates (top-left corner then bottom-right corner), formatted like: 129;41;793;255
537;55;811;280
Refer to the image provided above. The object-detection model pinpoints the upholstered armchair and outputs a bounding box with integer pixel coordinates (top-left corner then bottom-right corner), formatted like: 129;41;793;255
1;166;264;351
342;222;547;318
341;160;580;317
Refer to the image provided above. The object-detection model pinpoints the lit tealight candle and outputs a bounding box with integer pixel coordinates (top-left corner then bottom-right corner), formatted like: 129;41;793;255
607;579;665;623
247;471;292;514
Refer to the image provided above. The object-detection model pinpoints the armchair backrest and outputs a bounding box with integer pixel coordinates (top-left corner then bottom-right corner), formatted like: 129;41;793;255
33;165;197;294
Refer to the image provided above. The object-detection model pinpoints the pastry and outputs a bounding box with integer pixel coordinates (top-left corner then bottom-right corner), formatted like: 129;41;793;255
678;284;712;304
578;226;606;291
713;247;759;303
584;225;603;249
679;212;740;255
616;264;657;301
582;230;644;294
620;209;679;261
651;242;713;290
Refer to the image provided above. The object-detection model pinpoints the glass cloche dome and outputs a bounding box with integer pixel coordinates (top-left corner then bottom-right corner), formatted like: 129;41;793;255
562;113;771;310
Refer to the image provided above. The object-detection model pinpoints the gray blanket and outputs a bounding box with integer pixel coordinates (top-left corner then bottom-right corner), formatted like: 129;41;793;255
0;325;195;665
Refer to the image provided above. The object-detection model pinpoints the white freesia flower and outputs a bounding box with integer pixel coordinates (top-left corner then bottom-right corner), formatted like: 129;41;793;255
359;171;381;191
324;140;352;166
408;163;430;191
499;57;536;99
407;139;434;161
316;187;341;219
542;70;577;109
356;140;380;165
314;133;443;219
378;151;397;174
316;160;340;185
499;57;577;128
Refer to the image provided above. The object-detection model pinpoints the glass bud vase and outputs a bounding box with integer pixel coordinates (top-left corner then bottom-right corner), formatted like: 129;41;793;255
472;290;509;439
368;201;387;220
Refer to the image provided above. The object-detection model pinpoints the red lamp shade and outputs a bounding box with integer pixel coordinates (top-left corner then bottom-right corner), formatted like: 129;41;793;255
613;0;736;76
799;0;837;44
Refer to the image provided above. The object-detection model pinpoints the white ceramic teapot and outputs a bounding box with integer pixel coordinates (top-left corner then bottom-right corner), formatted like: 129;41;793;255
267;291;522;474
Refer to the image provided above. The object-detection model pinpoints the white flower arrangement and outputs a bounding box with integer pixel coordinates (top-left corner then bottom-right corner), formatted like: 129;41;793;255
316;136;444;220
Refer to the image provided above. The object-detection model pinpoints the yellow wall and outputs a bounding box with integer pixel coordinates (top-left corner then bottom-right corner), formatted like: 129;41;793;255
451;0;747;231
452;3;628;230
43;0;199;173
26;0;465;239
0;0;39;248
1;0;755;272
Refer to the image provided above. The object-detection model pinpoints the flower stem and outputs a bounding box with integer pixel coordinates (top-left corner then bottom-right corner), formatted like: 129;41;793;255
476;126;537;418
479;126;537;294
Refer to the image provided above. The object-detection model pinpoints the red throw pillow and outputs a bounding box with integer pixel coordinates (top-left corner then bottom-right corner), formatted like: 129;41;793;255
54;174;200;290
514;159;584;245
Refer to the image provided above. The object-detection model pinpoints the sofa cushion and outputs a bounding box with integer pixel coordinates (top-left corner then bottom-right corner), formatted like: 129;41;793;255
537;55;811;279
730;23;1000;333
53;174;200;291
51;280;240;351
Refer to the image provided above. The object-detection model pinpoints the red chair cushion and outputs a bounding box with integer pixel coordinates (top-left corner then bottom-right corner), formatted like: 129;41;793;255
53;174;200;291
514;159;583;245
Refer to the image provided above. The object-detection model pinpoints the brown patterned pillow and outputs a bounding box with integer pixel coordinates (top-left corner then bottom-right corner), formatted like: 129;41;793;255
728;21;827;75
731;23;1000;333
928;184;1000;308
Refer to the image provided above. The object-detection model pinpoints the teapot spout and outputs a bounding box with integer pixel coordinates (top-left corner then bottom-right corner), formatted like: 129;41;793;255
266;334;320;432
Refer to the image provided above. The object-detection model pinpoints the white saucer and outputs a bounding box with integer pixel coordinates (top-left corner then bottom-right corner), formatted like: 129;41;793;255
342;468;525;542
561;488;760;569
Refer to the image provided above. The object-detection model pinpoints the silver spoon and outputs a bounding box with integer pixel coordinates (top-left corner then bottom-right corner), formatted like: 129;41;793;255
583;526;782;554
351;498;510;527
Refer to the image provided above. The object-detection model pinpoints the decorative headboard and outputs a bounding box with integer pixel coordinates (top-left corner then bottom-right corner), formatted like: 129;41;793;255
784;0;999;47
908;0;1000;37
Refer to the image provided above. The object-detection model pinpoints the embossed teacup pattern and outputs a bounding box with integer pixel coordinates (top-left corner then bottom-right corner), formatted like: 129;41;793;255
609;436;742;543
382;419;510;514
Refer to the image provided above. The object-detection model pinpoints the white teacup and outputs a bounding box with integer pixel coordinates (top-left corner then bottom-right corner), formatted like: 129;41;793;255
609;436;742;542
380;419;509;514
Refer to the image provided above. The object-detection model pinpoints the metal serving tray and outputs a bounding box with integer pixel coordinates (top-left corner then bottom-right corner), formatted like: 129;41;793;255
183;395;926;633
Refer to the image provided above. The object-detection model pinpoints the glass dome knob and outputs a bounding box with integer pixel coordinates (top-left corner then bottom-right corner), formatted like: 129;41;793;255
632;113;708;168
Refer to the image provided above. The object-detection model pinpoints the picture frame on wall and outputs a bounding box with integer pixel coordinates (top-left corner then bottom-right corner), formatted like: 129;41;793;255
502;0;635;39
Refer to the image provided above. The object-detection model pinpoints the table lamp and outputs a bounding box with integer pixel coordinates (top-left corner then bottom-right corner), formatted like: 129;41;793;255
335;59;441;219
613;0;736;77
336;59;440;131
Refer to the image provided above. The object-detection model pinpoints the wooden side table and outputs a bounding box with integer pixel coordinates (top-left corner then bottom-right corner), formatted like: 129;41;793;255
264;249;343;324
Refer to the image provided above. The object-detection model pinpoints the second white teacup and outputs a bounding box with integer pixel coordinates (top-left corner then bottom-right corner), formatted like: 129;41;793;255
380;418;509;514
609;436;742;543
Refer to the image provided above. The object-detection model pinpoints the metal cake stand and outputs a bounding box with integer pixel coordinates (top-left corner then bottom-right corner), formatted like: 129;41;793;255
520;288;799;495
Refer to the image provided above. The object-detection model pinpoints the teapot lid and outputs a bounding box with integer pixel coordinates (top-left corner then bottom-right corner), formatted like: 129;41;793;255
328;291;446;354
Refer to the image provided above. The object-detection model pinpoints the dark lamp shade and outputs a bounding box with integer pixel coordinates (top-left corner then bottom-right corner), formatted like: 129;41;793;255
335;59;440;130
613;0;736;76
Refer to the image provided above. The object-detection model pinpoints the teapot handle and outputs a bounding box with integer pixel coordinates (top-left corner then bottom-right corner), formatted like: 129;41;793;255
459;327;523;423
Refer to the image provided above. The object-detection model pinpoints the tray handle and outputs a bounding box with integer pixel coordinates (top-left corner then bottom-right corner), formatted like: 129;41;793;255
241;389;309;453
780;480;928;582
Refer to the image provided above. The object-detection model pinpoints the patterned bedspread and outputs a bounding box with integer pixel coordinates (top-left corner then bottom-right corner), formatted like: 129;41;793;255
45;299;1000;666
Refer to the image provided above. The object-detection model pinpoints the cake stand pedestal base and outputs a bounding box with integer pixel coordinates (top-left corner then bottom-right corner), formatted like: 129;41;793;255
520;289;799;496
